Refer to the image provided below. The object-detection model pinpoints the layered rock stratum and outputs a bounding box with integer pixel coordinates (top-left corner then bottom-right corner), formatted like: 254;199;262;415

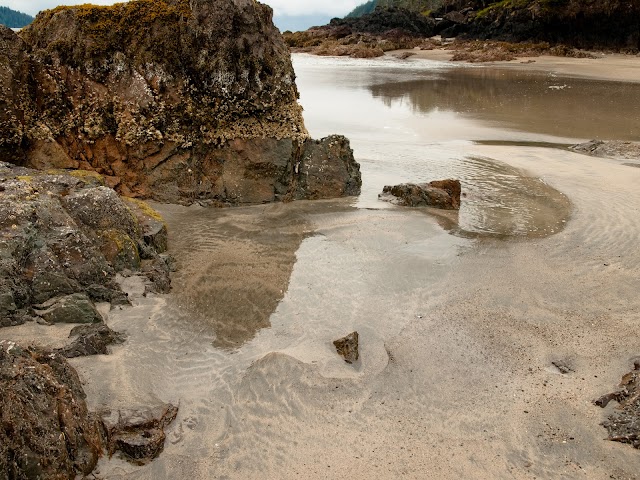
1;0;361;204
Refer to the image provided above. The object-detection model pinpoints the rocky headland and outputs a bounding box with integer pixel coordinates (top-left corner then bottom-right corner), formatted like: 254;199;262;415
285;1;640;61
1;0;361;204
285;6;437;58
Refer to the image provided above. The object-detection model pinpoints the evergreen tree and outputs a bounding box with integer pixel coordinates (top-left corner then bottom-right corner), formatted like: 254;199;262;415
0;6;33;28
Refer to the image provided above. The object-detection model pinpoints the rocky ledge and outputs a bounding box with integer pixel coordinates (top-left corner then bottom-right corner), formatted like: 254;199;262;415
379;179;461;209
0;163;170;327
1;0;361;204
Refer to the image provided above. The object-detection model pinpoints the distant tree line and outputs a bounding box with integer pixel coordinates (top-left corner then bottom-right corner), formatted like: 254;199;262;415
346;0;377;17
346;0;445;17
0;6;33;28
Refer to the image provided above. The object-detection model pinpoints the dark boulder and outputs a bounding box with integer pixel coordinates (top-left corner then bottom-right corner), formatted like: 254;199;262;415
34;293;103;324
0;341;104;478
379;179;461;210
101;404;179;464
294;135;362;200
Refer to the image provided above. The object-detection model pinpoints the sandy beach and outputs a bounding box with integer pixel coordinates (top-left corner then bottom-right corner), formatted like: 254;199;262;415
392;47;640;83
2;52;640;479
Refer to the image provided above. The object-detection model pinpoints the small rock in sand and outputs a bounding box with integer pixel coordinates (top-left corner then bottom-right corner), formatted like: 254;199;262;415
333;331;359;364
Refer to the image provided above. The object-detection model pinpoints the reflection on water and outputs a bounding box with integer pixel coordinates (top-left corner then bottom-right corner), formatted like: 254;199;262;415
293;54;640;238
156;202;313;349
369;68;640;141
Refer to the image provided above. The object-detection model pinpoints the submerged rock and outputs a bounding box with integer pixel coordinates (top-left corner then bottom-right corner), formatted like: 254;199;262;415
0;341;104;478
571;140;640;160
333;331;360;364
595;359;640;449
57;323;127;358
379;179;461;210
1;0;361;204
101;404;179;464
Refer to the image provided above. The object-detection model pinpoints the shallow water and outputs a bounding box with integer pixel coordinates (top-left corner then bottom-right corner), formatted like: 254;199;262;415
5;55;640;479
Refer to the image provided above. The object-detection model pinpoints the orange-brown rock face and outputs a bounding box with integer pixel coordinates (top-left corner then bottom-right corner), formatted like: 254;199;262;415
2;0;361;204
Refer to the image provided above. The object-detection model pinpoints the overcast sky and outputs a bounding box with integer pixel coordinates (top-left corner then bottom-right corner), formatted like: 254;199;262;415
6;0;363;18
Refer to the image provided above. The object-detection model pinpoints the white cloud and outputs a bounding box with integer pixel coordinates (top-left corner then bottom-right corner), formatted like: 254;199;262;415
7;0;362;19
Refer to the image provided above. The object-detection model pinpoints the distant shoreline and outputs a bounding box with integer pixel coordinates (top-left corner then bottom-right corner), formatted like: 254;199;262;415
388;47;640;84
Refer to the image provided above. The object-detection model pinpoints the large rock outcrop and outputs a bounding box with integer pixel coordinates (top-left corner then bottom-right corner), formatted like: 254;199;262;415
0;162;168;327
1;0;361;204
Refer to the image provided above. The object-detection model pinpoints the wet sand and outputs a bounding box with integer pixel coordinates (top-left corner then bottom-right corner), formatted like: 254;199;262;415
391;48;640;83
2;56;640;478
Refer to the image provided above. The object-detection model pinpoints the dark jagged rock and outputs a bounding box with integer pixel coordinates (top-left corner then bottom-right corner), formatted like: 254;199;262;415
1;0;361;204
379;179;461;209
0;340;177;476
0;163;167;327
141;255;173;294
595;359;640;449
57;323;127;358
333;331;360;364
101;404;179;464
0;340;104;478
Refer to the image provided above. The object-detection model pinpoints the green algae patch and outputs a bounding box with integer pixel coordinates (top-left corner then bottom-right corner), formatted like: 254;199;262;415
123;197;165;225
97;228;140;270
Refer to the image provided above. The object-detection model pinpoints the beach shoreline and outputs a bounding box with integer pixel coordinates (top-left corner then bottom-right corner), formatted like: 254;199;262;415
388;47;640;83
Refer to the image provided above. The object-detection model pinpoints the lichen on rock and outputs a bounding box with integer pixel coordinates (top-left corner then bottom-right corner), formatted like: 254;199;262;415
0;162;169;326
